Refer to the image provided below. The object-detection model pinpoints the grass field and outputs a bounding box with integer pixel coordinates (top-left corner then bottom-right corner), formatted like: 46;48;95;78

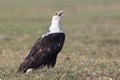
0;0;120;80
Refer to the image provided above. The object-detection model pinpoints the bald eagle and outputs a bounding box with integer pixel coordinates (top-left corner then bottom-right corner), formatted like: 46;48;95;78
17;11;65;73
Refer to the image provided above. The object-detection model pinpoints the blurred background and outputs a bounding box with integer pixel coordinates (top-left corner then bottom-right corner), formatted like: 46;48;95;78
0;0;120;79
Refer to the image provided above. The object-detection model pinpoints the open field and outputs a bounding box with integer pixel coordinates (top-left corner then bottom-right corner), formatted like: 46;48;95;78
0;0;120;80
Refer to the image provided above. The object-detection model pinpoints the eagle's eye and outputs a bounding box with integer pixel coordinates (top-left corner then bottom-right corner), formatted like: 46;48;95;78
55;12;58;15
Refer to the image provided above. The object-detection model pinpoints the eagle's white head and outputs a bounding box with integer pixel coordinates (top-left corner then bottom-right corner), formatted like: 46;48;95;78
49;10;64;33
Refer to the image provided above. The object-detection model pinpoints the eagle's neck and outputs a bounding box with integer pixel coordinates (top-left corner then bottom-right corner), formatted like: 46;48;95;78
49;19;63;33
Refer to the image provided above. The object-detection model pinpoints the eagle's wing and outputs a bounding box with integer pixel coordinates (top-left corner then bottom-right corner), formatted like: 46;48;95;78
25;36;43;59
17;33;65;73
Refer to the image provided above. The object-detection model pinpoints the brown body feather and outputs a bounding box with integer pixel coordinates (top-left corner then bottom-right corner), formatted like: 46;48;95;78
17;33;65;73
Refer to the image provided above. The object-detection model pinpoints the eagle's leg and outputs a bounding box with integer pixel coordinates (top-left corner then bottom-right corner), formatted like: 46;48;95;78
50;57;57;67
47;55;57;69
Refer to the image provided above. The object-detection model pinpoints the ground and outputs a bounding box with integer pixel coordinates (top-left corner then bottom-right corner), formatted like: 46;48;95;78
0;0;120;80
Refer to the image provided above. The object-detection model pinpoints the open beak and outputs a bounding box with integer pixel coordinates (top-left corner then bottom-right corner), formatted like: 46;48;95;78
55;10;64;16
